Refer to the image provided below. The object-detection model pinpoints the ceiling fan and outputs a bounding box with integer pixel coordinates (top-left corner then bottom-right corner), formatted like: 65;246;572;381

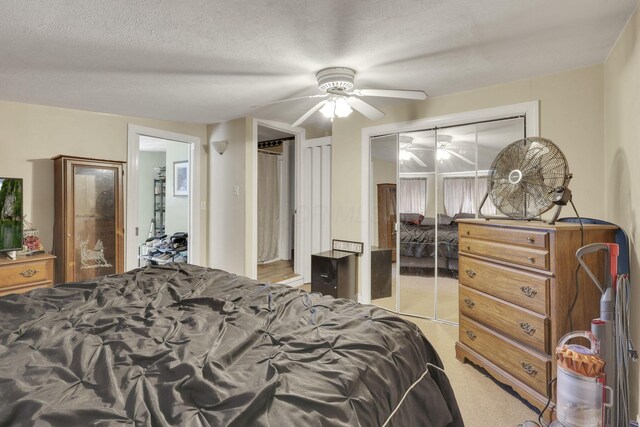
254;67;427;127
400;134;475;166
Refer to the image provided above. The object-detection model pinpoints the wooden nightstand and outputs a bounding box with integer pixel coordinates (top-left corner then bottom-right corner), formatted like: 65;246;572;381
0;254;56;297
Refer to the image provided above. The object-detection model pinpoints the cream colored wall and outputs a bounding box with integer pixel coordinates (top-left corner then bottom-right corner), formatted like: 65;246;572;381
604;5;640;417
208;117;254;276
0;100;207;261
332;65;605;243
164;141;190;237
138;151;165;245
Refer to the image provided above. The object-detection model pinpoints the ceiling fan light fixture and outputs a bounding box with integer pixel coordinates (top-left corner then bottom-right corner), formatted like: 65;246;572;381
437;149;451;160
320;99;335;118
334;97;352;117
320;96;353;120
399;149;413;161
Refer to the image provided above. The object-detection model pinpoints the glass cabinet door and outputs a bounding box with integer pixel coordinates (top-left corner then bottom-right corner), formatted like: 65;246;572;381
72;165;119;281
53;155;124;284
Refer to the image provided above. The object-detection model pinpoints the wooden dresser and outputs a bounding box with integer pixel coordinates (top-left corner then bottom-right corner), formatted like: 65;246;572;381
0;254;56;297
455;219;616;418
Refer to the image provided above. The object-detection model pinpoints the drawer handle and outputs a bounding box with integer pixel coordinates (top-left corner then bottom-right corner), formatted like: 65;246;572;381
527;256;536;264
466;230;470;236
466;330;477;340
463;298;475;308
521;362;538;376
467;246;471;251
519;322;537;336
320;274;329;278
520;286;537;298
527;237;536;243
465;268;477;278
19;269;39;278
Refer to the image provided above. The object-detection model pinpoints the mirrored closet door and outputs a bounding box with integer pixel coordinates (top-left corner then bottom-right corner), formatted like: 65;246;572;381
368;116;526;323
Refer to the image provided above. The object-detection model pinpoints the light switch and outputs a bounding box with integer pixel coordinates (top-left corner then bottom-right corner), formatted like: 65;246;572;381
233;185;240;196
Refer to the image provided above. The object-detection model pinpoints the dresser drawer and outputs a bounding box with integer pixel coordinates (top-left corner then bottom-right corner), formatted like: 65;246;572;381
0;259;51;289
460;286;549;353
459;255;549;315
460;316;550;396
459;223;549;250
460;236;550;270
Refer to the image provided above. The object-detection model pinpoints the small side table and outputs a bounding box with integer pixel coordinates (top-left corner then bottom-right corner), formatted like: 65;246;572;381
311;250;356;301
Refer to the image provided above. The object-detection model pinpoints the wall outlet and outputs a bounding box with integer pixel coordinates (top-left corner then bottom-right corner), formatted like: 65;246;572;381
233;185;239;196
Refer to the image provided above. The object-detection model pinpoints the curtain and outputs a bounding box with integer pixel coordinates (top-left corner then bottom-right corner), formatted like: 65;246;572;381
443;176;497;216
258;152;280;263
477;177;498;215
398;178;427;215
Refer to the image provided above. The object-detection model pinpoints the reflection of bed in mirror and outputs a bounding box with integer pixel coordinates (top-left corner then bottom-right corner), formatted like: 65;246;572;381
399;213;475;278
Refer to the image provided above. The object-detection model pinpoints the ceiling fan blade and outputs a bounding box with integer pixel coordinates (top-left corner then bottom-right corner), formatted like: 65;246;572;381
353;89;427;100
446;149;475;165
408;152;428;168
346;97;385;121
292;100;328;127
250;94;327;109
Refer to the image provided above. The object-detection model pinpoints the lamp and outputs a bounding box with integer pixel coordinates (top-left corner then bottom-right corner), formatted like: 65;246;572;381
320;96;353;121
212;140;228;155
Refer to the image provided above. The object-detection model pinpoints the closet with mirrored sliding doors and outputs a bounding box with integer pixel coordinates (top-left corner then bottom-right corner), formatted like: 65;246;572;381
368;116;525;323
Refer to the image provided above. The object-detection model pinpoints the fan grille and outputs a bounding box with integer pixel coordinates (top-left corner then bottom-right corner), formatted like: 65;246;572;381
487;137;570;219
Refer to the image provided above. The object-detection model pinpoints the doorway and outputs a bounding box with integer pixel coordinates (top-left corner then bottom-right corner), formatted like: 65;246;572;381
256;125;296;283
126;125;201;270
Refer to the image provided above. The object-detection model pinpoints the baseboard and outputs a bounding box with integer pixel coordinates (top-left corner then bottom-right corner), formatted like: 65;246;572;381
278;275;303;286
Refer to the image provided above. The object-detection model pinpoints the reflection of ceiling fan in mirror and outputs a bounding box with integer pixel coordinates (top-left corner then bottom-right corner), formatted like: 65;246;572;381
399;134;475;166
399;136;428;167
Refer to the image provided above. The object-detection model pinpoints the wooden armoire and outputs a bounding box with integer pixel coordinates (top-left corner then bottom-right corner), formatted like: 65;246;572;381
52;155;126;284
377;183;397;261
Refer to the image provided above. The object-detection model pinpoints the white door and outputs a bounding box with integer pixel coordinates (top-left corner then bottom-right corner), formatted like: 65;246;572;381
303;137;332;281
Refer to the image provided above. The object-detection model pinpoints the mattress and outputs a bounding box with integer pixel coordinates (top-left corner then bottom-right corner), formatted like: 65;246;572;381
400;223;459;260
0;263;463;426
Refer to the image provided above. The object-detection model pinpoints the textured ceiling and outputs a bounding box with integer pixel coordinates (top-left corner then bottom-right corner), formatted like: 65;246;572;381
0;1;635;129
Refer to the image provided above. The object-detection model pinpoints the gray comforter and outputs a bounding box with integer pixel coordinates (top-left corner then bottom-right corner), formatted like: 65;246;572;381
0;263;462;426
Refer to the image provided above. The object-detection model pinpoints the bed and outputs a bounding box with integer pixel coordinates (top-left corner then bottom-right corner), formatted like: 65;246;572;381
399;214;470;278
0;263;463;426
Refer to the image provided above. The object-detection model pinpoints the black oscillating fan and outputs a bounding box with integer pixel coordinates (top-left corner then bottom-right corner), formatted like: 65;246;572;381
478;137;573;224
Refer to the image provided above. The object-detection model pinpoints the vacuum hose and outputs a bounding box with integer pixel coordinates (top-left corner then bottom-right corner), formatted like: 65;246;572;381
616;274;636;426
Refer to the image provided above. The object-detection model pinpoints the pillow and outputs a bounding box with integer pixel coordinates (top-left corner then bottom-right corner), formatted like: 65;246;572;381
420;216;436;226
399;213;424;225
437;214;454;225
453;212;476;222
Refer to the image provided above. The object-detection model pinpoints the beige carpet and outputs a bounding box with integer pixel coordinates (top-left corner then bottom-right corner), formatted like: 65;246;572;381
405;316;538;426
373;274;459;323
300;281;539;425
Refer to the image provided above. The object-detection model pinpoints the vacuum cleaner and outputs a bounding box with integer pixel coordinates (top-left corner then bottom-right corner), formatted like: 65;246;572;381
521;241;636;427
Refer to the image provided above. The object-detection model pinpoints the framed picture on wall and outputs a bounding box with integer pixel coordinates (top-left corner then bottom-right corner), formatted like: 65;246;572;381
173;161;189;196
